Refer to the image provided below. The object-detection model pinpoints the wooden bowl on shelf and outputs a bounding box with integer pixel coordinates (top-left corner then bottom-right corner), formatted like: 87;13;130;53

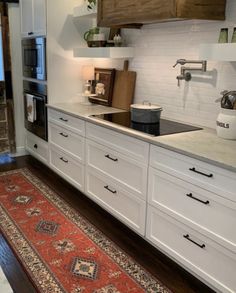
87;40;107;47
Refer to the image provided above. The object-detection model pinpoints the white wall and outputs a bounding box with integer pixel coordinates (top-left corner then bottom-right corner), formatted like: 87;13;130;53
122;0;236;129
47;0;123;104
8;4;25;153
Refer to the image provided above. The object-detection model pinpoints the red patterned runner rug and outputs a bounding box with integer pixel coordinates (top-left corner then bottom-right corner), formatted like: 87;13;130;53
0;168;171;293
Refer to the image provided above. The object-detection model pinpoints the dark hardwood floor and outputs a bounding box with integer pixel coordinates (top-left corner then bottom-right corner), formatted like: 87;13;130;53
0;155;216;293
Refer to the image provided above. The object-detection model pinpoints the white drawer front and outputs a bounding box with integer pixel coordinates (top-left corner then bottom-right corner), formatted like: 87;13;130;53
86;168;146;235
49;145;84;192
86;122;149;163
26;132;48;164
146;206;236;293
48;108;85;136
86;139;147;199
150;145;236;201
49;122;85;163
148;167;236;252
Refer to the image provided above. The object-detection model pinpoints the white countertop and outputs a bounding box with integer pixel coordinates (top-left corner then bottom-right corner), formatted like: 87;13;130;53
47;102;236;172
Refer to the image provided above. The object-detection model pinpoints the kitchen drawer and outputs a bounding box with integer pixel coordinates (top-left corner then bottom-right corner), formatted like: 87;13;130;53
48;108;85;136
86;122;149;163
48;122;85;163
86;139;147;199
85;167;146;235
150;145;236;202
146;206;236;293
49;145;84;192
148;167;236;252
26;132;48;164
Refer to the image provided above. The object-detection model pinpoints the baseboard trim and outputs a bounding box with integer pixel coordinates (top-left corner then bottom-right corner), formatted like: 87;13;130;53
10;146;29;157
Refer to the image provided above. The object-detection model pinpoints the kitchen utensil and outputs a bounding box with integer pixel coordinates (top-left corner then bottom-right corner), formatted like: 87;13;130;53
216;90;236;139
217;90;236;109
130;102;162;124
112;60;136;111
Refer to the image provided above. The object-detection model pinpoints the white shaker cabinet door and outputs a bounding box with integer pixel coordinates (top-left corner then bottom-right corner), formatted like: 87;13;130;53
20;0;46;37
33;0;46;36
20;0;33;37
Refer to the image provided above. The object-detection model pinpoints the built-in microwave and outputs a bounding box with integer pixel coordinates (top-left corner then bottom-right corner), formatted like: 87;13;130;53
22;37;46;81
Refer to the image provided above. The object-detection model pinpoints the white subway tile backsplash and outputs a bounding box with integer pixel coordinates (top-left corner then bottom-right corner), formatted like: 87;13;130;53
121;1;236;129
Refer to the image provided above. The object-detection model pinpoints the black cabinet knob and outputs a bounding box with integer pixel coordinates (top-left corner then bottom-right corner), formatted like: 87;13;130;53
34;144;38;149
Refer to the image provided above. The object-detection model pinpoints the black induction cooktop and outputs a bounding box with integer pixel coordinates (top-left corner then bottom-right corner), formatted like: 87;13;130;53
91;112;202;137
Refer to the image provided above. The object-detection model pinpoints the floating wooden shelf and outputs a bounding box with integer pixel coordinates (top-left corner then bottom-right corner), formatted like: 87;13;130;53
73;5;97;19
73;47;134;59
199;43;236;61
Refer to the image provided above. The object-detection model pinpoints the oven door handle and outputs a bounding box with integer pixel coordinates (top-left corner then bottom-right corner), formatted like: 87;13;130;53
32;96;45;102
24;93;46;102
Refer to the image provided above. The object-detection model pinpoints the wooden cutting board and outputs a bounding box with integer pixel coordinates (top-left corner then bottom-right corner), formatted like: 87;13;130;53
112;60;136;111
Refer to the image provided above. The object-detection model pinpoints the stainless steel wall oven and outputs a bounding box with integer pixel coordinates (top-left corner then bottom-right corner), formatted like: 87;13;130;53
24;81;47;141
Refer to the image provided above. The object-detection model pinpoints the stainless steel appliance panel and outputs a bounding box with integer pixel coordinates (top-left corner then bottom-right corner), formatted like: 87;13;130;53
24;81;47;141
22;37;46;81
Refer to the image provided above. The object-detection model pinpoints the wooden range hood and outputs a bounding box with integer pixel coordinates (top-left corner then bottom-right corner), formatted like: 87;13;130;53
97;0;226;28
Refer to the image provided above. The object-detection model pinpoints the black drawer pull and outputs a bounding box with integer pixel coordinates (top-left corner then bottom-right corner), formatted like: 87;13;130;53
186;193;210;205
105;154;118;162
104;185;117;194
59;117;68;122
183;234;205;249
34;144;38;149
60;157;68;163
59;132;68;138
189;167;213;178
28;31;34;35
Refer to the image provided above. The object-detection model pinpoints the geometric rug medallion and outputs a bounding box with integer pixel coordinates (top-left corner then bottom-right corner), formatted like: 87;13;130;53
0;168;172;293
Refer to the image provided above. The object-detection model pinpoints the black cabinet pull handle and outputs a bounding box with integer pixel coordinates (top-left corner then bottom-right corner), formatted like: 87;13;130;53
186;193;210;205
105;154;118;162
104;185;117;194
34;144;38;149
28;32;34;35
189;167;213;178
60;157;68;163
183;234;205;249
59;132;68;138
59;117;68;122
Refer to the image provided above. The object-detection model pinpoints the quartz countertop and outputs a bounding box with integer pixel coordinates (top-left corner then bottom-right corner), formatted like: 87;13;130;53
47;102;236;172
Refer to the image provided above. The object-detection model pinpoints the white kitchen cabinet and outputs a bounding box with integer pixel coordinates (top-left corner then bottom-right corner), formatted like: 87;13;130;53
26;131;48;164
48;122;85;163
146;206;236;293
48;109;85;192
20;0;46;38
86;167;146;235
148;167;236;252
85;122;149;235
49;144;84;191
150;145;236;202
48;109;85;136
86;139;148;199
147;144;236;293
86;122;149;163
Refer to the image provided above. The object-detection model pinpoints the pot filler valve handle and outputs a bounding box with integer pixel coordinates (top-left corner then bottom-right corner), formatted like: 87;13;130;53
173;59;207;87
